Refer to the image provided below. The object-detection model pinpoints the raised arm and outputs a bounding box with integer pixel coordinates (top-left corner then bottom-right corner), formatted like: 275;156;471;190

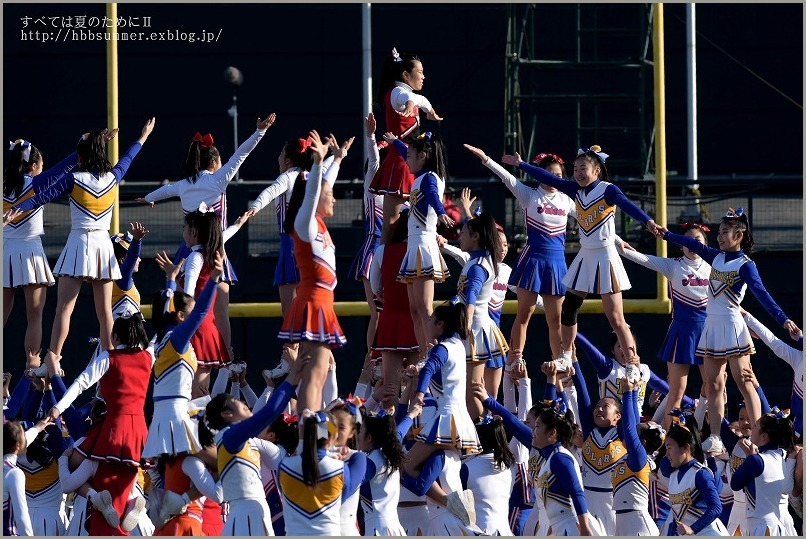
621;382;648;472
214;113;275;189
574;332;612;379
364;113;381;189
111;117;155;183
465;145;535;209
294;131;327;242
170;253;222;352
248;171;295;215
221;379;297;454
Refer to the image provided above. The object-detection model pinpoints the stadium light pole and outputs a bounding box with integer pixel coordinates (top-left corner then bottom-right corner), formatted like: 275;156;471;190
225;66;244;181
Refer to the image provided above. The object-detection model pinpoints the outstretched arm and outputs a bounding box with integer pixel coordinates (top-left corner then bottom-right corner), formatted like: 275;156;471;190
214;113;275;189
31;152;77;191
294;131;328;242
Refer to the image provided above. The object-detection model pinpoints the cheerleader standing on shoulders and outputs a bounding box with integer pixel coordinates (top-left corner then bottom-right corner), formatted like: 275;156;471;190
659;410;728;536
13;119;155;360
109;222;148;319
386;131;455;361
453;211;508;417
358;410;407;536
3;139;78;368
279;131;353;419
203;354;309;536
138;114;277;363
465;144;576;366
142;250;224;461
503;145;661;368
347;113;384;360
618;222;711;429
370;48;442;246
730;409;794;536
657;208;801;454
47;314;154;535
277;410;368;536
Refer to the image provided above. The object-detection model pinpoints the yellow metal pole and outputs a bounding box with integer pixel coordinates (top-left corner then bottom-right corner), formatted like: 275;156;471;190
653;4;669;306
107;3;120;234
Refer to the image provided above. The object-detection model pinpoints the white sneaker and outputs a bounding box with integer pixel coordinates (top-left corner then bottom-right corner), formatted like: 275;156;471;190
120;495;147;532
229;361;246;375
26;363;49;378
462;489;477;526
550;353;572;373
264;357;290;379
446;490;472;527
158;490;189;524
91;489;120;528
624;364;640;384
701;434;725;454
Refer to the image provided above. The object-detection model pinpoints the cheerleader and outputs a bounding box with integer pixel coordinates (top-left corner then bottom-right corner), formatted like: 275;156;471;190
278;410;368;536
615;377;662;535
358;410;407;536
383;133;454;356
453;211;508;418
110;222;148;319
501;374;536;535
575;330;695;416
326;399;364;535
138;115;275;363
142;250;224;460
729;409;794;536
4;420;34;536
178;210;229;398
503;146;661;367
245;135;342;318
657;208;801;454
256;412;299;536
278;130;350;419
47;315;153;535
370;47;442;245
203;352;308;536
742;310;803;440
13;119;155;358
3;140;77;367
618;222;711;427
460;415;516;535
370;209;419;409
347;113;384;359
465;144;576;364
404;302;480;475
659;410;728;536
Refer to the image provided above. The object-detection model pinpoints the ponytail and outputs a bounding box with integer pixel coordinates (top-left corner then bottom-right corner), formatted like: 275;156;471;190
185;211;223;268
362;413;405;473
76;132;111;173
464;212;502;277
432;301;468;340
4;140;42;198
182;134;220;182
475;416;515;469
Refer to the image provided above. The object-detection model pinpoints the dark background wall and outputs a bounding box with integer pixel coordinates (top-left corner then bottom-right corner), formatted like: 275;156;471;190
3;3;802;415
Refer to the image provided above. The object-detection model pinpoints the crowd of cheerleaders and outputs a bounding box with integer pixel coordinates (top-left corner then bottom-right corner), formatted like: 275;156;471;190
2;48;803;537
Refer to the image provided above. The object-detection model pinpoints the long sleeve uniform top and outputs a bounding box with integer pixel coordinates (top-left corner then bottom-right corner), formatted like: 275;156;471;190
293;162;339;291
16;143;142;230
3;454;33;536
3;152;77;239
518;161;651;248
392;140;446;236
729;445;787;520
662;458;724;534
111;238;142;318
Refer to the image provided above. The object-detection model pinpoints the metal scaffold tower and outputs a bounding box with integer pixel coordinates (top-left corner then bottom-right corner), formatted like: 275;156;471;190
505;3;656;178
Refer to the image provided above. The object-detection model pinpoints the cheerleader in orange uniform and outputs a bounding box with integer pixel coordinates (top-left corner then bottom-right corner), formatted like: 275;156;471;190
47;315;153;535
279;130;351;419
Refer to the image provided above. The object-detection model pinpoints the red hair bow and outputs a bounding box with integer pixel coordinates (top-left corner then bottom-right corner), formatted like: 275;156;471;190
282;411;298;424
680;222;710;233
192;132;215;149
532;152;564;165
297;137;312;154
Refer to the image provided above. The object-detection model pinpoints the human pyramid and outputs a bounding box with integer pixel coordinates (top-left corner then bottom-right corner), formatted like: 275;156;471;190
2;47;803;537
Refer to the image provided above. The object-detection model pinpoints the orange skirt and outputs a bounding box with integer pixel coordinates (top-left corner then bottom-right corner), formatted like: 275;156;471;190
155;513;203;536
279;289;346;348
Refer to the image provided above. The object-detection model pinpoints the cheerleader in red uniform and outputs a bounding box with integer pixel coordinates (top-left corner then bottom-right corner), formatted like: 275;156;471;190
370;47;443;245
179;210;230;398
279;130;350;421
370;208;419;408
47;315;153;536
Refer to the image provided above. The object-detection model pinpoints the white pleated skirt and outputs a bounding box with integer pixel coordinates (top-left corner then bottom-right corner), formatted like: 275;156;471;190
398;233;450;283
615;509;659;536
3;237;55;287
696;312;755;360
53;229;121;281
222;498;274;536
29;504;67;536
65;495;89;536
142;398;200;458
563;244;631;294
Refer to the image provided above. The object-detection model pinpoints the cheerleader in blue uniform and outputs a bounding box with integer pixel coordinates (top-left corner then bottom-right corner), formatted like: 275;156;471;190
13;119;155;359
4;139;77;368
358;411;406;536
730;409;794;536
465;144;576;366
659;410;727;536
504;146;660;369
347;113;384;359
204;353;309;536
109;222;148;319
657;208;801;455
618;222;711;429
454;211;508;418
